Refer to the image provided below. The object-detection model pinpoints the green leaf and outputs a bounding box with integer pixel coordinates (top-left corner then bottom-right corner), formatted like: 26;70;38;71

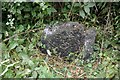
9;41;18;50
18;39;24;44
51;8;57;12
0;33;2;39
4;69;14;78
93;71;98;76
31;71;38;78
38;13;44;18
17;15;22;20
42;5;48;10
17;9;21;14
27;24;31;30
47;8;57;15
79;10;85;18
39;74;45;78
74;3;81;7
19;53;35;68
87;63;92;68
87;2;95;7
1;43;7;51
32;11;36;17
11;9;16;14
84;6;90;15
40;3;44;7
28;60;35;69
24;14;30;18
16;46;22;52
18;25;24;32
24;7;31;11
21;69;31;77
29;44;34;50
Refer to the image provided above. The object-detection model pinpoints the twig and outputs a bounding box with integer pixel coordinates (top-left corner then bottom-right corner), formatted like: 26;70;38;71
0;61;19;77
0;59;10;66
3;28;44;42
78;72;86;78
68;2;75;18
43;60;50;73
49;64;64;76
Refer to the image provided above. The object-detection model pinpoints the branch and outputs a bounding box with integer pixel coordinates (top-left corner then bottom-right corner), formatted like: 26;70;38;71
3;28;44;42
0;61;19;77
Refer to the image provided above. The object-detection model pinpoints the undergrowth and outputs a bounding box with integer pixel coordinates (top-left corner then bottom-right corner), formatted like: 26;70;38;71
1;2;119;79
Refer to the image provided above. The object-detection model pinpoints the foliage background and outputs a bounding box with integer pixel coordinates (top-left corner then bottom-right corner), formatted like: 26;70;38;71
1;1;120;79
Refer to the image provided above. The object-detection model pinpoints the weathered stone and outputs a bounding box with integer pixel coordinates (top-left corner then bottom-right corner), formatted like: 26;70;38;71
39;22;96;60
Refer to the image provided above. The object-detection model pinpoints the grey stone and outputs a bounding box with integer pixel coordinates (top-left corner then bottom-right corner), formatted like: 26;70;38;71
40;22;96;60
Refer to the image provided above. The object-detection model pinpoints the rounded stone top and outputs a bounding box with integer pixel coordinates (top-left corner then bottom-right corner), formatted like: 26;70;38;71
40;22;96;60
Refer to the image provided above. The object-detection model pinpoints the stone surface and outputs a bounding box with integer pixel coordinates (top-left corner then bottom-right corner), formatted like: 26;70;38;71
40;22;96;60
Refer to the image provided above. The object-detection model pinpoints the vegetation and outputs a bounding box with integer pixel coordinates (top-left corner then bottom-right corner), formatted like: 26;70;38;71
1;2;120;79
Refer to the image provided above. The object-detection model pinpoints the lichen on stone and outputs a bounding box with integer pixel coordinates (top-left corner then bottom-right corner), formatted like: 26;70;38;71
39;22;96;60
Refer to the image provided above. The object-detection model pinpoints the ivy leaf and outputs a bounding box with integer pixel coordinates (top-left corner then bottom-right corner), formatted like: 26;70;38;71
79;10;85;18
47;8;57;15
